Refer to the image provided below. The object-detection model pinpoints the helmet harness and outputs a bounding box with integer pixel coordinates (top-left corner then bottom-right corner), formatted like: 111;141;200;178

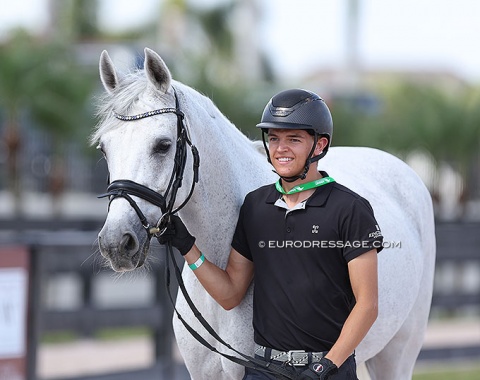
257;89;333;182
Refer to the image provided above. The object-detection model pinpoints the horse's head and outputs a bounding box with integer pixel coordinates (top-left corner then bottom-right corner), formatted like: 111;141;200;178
92;48;198;272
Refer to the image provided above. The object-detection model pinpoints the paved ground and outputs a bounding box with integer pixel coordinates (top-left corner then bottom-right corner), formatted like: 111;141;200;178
38;337;189;380
37;318;480;379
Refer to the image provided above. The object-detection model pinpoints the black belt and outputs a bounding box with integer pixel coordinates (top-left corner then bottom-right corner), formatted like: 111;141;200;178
254;343;326;367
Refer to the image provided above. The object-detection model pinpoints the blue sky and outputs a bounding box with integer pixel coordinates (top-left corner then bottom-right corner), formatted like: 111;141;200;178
1;0;479;83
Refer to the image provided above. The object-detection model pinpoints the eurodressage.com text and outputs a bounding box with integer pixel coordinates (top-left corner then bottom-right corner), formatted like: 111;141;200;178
257;240;401;249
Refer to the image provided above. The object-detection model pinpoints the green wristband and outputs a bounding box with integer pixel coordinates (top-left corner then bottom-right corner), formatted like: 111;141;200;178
189;253;205;271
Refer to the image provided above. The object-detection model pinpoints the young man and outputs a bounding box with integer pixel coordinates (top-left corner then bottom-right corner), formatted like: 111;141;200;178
160;89;383;379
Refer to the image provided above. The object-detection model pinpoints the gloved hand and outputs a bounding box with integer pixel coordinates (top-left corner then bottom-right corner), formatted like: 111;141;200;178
156;214;195;256
299;357;338;379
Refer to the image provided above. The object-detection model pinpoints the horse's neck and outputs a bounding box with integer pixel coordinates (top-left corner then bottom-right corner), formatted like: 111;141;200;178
178;99;274;266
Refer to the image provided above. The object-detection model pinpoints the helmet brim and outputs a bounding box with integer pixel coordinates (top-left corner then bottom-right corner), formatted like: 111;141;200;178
256;121;314;131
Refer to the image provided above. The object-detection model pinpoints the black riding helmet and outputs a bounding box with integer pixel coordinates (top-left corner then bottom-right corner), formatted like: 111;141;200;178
256;89;333;182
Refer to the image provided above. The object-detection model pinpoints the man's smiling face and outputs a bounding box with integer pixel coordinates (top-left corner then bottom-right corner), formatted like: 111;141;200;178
267;129;315;179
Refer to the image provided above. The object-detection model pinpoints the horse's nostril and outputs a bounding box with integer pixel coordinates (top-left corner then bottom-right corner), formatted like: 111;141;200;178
125;236;136;251
121;232;139;256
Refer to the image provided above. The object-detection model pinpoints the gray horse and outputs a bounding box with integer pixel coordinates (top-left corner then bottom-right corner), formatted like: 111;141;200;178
92;48;436;380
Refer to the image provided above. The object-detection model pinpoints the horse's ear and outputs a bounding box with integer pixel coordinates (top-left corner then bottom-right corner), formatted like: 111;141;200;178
144;48;171;94
99;50;119;94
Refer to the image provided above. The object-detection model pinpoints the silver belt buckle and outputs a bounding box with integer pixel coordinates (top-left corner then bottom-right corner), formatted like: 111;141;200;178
287;350;307;366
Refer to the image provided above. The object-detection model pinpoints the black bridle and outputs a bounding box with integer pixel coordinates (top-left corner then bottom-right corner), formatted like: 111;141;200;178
98;87;200;237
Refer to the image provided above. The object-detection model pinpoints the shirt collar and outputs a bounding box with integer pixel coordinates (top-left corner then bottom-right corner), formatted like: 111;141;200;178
266;171;334;207
274;197;307;212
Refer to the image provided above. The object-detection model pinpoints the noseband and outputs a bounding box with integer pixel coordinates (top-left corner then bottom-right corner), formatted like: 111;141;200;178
98;87;200;237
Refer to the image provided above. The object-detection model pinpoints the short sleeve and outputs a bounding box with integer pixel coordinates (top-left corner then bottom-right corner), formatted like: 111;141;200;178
341;197;383;261
231;202;253;261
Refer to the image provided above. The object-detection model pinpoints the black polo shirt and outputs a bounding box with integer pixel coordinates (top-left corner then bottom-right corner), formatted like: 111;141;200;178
232;173;383;352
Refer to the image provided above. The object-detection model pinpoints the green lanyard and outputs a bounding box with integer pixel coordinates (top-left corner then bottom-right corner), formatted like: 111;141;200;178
275;176;335;195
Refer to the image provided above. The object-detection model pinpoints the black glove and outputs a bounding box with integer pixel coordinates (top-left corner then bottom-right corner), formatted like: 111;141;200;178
156;215;195;256
299;357;338;380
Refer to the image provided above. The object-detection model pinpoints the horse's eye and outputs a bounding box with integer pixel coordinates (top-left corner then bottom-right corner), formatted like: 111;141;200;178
153;139;172;155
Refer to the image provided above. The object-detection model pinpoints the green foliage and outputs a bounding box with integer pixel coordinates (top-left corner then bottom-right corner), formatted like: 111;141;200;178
194;82;273;140
0;30;96;134
49;0;100;41
27;46;95;141
190;2;235;60
72;0;99;39
0;30;45;113
41;327;151;344
329;93;382;148
95;327;151;341
41;330;78;344
332;82;480;179
0;29;96;208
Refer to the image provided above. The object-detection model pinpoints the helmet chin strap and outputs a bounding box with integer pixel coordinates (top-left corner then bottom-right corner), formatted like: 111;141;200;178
277;153;322;182
262;132;325;183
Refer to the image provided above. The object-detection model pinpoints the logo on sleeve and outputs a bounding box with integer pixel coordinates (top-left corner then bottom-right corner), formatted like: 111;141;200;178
369;224;383;238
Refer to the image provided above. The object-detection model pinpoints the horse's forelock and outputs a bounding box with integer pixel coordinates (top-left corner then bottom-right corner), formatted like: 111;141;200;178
91;71;164;145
